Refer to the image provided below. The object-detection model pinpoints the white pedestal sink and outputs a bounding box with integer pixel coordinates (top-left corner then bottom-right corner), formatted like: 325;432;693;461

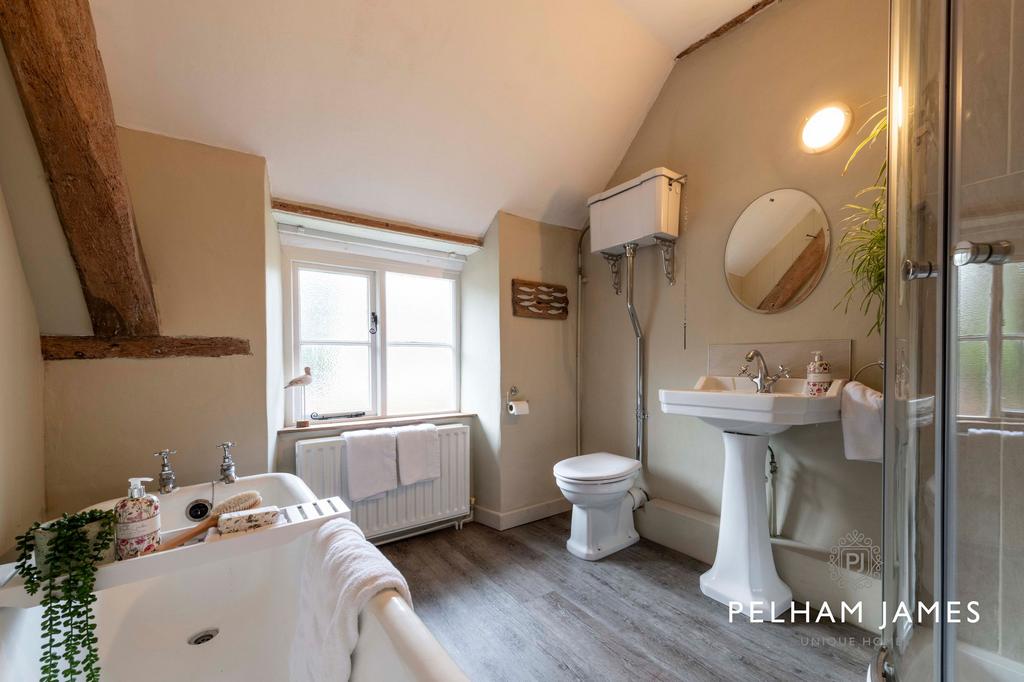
659;376;845;618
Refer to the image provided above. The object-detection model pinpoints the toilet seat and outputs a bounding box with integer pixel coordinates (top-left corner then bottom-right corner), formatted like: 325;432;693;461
553;452;640;483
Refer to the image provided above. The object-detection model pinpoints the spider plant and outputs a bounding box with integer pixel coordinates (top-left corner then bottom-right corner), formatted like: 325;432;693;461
837;106;887;336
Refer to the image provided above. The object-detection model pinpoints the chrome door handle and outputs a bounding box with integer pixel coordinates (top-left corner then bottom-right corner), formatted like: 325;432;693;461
953;240;1013;266
902;259;937;281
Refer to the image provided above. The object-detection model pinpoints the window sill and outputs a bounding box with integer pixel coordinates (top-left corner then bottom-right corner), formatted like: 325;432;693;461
277;412;475;435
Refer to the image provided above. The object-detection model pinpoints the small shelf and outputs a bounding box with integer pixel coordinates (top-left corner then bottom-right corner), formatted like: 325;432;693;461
0;497;349;609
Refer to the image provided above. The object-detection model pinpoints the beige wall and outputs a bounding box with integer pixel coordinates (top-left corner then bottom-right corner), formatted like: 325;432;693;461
44;129;275;513
582;0;888;552
0;181;45;552
461;211;577;527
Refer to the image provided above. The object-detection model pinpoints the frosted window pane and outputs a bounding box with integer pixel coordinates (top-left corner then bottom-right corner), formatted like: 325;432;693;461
300;344;371;415
386;346;455;414
299;269;369;342
386;272;454;344
957;266;991;336
1004;263;1024;335
1003;340;1024;411
957;340;990;416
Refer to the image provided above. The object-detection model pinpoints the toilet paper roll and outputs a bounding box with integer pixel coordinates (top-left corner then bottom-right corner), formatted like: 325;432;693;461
507;400;530;416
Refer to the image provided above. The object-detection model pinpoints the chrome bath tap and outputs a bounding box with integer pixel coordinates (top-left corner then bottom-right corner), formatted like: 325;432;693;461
153;449;177;494
739;349;790;394
218;441;238;484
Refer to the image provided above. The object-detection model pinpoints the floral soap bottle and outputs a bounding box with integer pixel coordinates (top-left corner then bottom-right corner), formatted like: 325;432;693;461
806;351;833;396
115;477;161;560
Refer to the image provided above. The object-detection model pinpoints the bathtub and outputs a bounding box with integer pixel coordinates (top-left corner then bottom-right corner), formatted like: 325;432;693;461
0;473;465;681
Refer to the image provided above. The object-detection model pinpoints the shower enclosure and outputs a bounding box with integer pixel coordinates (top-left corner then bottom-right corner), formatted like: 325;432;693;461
881;0;1024;679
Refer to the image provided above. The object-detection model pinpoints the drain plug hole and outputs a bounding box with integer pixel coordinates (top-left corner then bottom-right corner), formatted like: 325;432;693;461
187;628;219;646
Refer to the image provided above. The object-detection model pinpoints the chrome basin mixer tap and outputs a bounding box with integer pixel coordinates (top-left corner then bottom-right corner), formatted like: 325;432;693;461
739;349;790;394
218;441;238;484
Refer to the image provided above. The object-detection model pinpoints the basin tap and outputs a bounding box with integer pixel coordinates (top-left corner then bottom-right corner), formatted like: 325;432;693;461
153;449;178;494
218;441;238;484
739;350;790;394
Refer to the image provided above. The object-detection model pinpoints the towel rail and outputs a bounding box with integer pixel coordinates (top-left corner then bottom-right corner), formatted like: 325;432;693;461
853;360;884;382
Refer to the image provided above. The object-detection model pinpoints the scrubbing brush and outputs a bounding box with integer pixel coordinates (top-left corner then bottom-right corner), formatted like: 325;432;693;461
159;490;263;551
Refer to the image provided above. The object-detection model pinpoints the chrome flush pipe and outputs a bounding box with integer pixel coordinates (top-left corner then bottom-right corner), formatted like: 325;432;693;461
575;224;590;457
623;242;646;462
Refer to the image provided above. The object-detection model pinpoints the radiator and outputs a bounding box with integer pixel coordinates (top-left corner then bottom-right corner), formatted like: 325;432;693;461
295;424;471;542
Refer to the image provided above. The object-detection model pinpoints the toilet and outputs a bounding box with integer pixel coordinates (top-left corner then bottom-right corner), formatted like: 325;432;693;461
553;452;643;561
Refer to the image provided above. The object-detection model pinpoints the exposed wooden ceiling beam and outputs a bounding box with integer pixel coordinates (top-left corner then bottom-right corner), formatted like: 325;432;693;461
272;198;484;248
0;0;159;336
676;0;778;60
41;336;252;361
757;229;827;312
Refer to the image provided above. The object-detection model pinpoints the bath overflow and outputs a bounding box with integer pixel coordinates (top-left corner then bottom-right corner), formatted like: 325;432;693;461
187;629;219;646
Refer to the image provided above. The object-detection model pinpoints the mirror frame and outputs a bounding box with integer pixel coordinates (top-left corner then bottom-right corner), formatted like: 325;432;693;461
723;188;831;314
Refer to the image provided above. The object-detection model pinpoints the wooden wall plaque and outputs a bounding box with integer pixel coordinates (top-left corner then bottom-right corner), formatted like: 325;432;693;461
511;279;568;320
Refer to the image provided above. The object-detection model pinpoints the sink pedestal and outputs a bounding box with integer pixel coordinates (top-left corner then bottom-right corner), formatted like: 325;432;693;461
701;432;792;618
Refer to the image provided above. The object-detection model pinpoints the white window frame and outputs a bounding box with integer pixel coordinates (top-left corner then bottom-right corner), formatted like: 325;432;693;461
284;246;460;425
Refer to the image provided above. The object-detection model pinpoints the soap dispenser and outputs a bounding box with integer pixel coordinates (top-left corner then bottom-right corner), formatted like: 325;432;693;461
115;477;162;560
806;351;833;396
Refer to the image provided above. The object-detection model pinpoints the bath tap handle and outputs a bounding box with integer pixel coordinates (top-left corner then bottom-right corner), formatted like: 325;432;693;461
777;365;790;378
738;364;751;377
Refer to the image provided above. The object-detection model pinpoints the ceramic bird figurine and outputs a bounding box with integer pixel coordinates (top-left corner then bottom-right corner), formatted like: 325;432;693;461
285;367;313;389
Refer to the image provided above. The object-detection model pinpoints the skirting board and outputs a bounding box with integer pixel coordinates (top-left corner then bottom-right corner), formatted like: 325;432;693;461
474;497;571;531
635;498;882;632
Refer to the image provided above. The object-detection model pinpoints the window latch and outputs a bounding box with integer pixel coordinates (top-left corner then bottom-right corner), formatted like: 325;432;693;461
369;312;378;335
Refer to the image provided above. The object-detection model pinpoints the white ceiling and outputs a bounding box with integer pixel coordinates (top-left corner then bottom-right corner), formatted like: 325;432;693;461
90;1;749;238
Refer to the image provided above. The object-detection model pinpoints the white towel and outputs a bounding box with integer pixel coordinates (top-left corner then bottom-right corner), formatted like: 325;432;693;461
396;423;441;485
841;381;884;462
289;518;412;682
343;428;398;501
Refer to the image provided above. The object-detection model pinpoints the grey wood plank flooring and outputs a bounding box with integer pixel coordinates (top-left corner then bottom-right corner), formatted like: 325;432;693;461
381;513;875;682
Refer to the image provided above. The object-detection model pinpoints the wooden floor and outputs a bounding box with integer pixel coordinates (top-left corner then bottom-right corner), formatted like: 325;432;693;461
381;513;874;682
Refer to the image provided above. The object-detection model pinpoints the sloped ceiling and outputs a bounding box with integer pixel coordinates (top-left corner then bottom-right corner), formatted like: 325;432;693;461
90;0;751;238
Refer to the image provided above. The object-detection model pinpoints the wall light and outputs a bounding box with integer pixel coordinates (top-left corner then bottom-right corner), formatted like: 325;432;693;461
800;103;852;154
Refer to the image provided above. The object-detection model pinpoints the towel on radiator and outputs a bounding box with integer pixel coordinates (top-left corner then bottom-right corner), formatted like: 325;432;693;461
289;518;412;682
841;381;884;462
396;423;441;485
343;428;398;501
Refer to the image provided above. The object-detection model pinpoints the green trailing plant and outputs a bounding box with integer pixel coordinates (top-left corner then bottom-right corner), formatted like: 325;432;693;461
837;105;888;336
14;509;116;682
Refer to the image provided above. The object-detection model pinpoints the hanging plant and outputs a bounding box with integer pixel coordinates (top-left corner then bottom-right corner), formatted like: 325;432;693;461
837;105;887;336
14;509;116;682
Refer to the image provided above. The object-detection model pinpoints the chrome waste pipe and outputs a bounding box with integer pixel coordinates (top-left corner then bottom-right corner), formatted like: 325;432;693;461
623;242;646;462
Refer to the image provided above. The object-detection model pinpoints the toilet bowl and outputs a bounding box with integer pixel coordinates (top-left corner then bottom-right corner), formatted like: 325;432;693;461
553;453;642;561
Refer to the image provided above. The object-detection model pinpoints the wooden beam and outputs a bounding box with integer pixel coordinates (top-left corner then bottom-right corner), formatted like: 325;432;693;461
272;198;484;248
757;230;827;312
41;336;251;361
676;1;778;60
0;0;159;336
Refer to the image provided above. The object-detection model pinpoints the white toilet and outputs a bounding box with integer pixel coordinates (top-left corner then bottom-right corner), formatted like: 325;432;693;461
553;452;642;561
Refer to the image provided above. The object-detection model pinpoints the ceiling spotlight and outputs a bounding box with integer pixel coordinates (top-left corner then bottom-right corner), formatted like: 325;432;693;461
800;104;852;154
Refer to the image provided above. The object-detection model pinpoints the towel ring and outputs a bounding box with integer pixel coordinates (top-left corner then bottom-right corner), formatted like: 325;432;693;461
853;360;885;381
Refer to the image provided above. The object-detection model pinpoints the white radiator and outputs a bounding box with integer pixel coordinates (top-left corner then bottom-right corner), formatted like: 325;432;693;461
295;424;471;542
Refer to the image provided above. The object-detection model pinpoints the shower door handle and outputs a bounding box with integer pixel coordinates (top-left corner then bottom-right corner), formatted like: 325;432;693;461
953;240;1013;266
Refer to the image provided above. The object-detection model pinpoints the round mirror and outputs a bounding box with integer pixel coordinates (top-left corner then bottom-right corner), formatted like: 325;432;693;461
724;189;830;313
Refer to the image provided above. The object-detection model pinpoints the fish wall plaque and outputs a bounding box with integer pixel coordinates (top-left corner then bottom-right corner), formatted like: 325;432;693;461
511;279;568;320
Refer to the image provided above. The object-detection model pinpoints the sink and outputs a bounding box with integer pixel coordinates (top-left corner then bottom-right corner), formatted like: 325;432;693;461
659;375;846;618
658;376;845;435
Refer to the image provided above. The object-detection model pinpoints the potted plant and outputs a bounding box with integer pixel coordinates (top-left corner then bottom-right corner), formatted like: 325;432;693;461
838;105;887;336
14;509;116;682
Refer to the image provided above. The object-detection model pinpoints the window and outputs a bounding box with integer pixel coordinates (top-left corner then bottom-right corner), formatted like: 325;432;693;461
956;262;1024;417
290;256;458;422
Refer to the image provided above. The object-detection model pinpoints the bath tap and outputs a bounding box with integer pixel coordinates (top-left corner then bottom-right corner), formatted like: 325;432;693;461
218;441;238;484
739;349;790;393
153;449;178;494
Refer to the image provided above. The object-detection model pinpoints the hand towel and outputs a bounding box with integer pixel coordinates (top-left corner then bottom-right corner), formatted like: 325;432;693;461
841;381;884;462
396;423;441;485
289;518;412;682
343;428;398;501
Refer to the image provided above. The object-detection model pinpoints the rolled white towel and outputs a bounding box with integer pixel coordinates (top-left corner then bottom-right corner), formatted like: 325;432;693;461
841;381;883;462
289;518;412;682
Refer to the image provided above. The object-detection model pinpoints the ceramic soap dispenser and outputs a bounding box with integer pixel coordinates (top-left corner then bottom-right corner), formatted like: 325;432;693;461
806;351;833;396
115;477;162;560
